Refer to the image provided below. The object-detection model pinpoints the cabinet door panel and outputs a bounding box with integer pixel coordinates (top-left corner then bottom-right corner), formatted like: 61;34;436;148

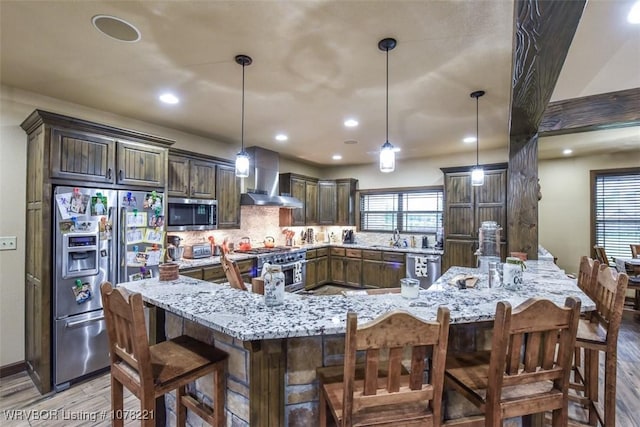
290;178;306;225
51;129;115;183
336;179;356;226
380;262;405;288
216;164;241;228
345;258;362;287
318;181;336;224
117;141;166;187
305;259;317;289
362;260;382;287
167;155;190;197
305;180;318;225
330;257;345;284
189;160;216;199
443;239;476;270
316;256;329;285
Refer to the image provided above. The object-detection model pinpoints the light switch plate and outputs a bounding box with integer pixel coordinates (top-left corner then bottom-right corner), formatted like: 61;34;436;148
0;236;17;251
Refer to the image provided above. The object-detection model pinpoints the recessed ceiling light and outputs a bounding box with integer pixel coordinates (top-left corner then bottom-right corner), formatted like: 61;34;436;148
344;119;359;128
344;140;358;145
275;134;288;141
463;136;477;143
332;154;343;160
92;15;141;43
628;0;640;24
159;93;179;104
563;148;573;155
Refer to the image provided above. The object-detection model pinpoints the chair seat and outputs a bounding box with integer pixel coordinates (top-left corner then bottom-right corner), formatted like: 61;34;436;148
150;335;228;387
576;318;607;347
323;376;433;426
446;352;561;405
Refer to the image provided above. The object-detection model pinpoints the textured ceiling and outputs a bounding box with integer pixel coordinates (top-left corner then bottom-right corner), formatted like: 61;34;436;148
1;0;638;165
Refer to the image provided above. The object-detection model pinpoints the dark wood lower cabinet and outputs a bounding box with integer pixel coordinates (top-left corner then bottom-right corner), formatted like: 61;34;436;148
344;257;362;287
443;239;476;271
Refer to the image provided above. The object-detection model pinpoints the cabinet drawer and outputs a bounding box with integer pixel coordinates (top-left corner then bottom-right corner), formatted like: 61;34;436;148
317;247;329;257
331;247;346;257
346;249;362;258
235;259;255;274
179;268;203;280
203;265;225;281
383;252;405;263
362;250;382;261
306;249;317;259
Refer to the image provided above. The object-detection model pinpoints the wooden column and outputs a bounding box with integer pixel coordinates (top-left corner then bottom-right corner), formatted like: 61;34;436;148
245;339;286;426
507;0;586;259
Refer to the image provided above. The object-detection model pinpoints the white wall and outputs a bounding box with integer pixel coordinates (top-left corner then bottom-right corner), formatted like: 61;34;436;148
539;151;640;274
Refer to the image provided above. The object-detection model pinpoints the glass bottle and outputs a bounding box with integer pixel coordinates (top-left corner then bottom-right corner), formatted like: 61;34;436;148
264;265;285;306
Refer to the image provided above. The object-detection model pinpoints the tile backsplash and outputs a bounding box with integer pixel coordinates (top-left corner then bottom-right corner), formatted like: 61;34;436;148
169;206;438;249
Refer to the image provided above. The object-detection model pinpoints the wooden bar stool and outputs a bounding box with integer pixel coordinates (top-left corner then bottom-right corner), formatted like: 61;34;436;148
319;307;450;426
571;266;628;426
445;297;581;427
100;282;228;427
577;256;600;299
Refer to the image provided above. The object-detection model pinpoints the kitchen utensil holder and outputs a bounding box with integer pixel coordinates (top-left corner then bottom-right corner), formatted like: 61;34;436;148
159;262;179;281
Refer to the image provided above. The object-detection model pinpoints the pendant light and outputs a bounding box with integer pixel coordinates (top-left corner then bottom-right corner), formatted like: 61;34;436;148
470;90;485;186
235;54;252;178
378;38;397;173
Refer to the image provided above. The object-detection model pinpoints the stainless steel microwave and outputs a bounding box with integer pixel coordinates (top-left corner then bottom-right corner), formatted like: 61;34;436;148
166;198;217;231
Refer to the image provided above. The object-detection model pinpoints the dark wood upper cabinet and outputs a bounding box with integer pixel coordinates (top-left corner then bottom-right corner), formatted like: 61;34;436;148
441;164;508;270
317;180;336;225
50;129;116;184
189;159;216;199
305;180;318;225
289;177;307;226
116;141;166;187
167;155;190;197
216;164;241;229
336;179;357;226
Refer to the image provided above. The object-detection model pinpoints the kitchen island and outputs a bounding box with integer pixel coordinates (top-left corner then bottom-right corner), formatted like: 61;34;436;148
118;259;594;426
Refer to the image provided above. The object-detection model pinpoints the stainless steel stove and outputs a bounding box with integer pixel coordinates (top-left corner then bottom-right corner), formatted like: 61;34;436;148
235;247;307;292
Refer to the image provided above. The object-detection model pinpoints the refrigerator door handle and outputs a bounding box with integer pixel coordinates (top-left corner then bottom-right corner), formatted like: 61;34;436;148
65;315;105;328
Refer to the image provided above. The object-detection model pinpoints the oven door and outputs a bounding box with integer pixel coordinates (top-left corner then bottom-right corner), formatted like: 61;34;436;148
279;260;307;293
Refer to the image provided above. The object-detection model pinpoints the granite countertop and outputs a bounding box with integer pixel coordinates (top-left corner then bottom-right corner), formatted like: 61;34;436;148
118;259;594;342
176;253;256;269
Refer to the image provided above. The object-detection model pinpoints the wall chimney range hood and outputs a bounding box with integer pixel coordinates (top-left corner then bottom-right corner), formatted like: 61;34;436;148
240;147;303;209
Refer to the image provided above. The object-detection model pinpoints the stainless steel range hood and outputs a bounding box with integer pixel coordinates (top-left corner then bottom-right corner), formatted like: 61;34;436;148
240;147;303;209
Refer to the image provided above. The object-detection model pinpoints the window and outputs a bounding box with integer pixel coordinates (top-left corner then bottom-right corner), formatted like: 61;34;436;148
360;188;443;232
592;168;640;262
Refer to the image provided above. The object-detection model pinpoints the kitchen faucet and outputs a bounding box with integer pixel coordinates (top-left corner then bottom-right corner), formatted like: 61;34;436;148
392;229;401;247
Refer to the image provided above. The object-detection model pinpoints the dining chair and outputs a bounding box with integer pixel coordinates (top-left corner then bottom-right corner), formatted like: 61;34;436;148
571;265;628;426
100;282;228;427
445;297;581;427
577;256;600;299
630;244;640;258
593;245;611;267
319;307;450;427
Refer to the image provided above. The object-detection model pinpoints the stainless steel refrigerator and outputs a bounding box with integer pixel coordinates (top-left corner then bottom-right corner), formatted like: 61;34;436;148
52;186;164;391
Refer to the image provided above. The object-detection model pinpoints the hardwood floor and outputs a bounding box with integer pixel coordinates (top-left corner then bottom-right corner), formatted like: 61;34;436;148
2;310;639;426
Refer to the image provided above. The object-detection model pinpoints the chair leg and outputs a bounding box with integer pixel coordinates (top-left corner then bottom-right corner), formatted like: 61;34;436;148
111;375;124;427
586;349;599;426
604;351;617;427
214;365;226;427
176;385;187;427
141;392;156;427
319;387;327;427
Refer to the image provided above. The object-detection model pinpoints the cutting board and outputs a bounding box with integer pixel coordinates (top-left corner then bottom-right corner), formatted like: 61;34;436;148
220;252;247;291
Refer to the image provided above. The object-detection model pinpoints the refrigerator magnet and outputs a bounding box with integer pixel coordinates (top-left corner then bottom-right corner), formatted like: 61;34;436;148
72;283;92;304
126;228;144;243
144;229;164;244
126;211;146;227
90;195;107;216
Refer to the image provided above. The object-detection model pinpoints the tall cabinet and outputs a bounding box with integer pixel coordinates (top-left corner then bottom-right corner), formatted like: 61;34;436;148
20;110;174;393
441;164;508;270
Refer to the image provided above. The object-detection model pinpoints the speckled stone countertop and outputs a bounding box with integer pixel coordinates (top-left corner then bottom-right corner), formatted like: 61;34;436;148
175;253;256;269
118;259;593;342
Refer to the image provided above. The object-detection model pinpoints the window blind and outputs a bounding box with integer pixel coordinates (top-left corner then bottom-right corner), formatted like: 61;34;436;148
360;189;443;232
594;171;640;262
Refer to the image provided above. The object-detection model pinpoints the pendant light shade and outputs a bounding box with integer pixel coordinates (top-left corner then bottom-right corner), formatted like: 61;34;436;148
378;38;397;173
470;90;485;186
235;54;252;178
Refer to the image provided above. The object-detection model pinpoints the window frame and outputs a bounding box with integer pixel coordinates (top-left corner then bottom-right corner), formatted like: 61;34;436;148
590;167;640;263
358;185;444;233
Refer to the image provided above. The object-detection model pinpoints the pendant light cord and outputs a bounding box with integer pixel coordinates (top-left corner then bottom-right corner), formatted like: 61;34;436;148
385;46;389;143
241;62;245;152
475;95;479;167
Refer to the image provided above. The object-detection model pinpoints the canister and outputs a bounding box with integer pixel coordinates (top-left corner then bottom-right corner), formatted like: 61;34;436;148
264;265;285;306
503;257;525;290
400;278;420;299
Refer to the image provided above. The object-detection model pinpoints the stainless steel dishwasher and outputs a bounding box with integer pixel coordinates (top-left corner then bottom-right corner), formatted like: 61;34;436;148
406;254;442;289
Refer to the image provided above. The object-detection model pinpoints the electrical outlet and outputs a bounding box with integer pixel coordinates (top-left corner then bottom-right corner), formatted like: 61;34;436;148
0;236;17;251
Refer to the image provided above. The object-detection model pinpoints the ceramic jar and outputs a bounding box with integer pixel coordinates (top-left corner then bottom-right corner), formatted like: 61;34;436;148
503;257;525;290
264;265;285;306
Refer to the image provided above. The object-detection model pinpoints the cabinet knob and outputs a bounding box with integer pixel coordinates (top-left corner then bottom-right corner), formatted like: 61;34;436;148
107;168;112;179
119;170;123;180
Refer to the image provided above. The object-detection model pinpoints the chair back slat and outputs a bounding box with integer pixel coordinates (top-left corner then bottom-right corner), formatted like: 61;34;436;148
630;244;640;258
101;282;153;384
578;256;600;298
589;266;628;341
342;308;450;425
490;298;581;406
593;246;610;266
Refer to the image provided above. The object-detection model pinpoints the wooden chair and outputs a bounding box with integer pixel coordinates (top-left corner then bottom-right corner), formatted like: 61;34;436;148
100;282;228;427
571;265;628;426
445;297;581;427
577;256;600;299
630;244;640;258
593;245;611;267
319;307;450;427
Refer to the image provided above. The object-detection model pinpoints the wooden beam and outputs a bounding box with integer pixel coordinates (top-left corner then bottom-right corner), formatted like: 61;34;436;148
508;0;587;259
539;88;640;136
